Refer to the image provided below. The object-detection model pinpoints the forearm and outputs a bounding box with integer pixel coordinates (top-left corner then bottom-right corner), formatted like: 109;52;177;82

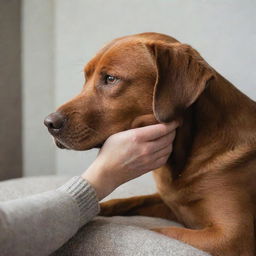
0;177;99;256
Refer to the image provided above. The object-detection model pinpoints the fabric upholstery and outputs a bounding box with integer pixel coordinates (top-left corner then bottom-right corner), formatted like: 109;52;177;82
0;176;209;256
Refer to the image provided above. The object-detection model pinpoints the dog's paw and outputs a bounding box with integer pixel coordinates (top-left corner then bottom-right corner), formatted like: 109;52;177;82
99;201;116;216
150;227;164;234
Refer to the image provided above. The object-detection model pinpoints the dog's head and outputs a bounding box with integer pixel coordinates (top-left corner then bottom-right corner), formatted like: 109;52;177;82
44;32;214;150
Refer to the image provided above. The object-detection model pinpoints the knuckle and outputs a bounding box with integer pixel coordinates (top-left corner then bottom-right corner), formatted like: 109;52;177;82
163;126;169;135
131;132;140;143
140;147;149;157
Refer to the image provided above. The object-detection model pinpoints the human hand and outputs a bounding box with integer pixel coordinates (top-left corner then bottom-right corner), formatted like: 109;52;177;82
82;122;178;200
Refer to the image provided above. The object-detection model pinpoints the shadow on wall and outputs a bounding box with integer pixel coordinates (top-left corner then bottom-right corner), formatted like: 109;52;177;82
0;0;22;180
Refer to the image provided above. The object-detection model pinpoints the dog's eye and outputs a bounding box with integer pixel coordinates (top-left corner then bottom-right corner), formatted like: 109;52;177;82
104;75;119;85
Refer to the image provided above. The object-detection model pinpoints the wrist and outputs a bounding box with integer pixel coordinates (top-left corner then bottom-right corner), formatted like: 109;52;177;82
81;160;117;200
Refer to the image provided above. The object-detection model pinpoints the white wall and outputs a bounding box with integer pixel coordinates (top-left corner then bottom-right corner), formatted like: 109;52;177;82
22;0;55;176
23;0;256;178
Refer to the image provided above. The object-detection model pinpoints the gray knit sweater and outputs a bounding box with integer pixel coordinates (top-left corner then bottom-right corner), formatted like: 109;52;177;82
0;176;100;256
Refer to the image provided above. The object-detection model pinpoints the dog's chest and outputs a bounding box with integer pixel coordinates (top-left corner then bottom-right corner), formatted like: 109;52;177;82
152;167;182;211
152;166;202;227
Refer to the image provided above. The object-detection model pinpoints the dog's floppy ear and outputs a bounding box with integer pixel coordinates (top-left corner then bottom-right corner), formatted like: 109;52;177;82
147;42;215;122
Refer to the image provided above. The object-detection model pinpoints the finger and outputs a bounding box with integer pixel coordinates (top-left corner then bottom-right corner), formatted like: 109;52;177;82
151;144;173;160
147;155;170;171
132;121;179;142
138;145;172;171
145;130;175;153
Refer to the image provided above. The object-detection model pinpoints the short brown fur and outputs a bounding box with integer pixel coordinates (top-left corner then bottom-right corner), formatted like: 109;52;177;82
49;33;256;256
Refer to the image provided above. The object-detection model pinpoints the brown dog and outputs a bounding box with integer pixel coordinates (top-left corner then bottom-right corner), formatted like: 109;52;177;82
45;33;256;256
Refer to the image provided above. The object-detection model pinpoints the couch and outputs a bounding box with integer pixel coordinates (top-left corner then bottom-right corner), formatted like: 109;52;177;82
0;176;209;256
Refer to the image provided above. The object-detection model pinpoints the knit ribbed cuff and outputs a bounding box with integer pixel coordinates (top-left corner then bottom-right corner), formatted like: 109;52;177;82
57;176;100;227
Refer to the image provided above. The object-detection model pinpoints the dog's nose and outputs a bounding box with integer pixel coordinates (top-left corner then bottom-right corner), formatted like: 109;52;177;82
44;112;65;130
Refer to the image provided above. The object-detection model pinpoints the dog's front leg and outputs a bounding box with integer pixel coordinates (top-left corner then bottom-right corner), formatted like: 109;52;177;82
99;193;177;221
152;217;255;256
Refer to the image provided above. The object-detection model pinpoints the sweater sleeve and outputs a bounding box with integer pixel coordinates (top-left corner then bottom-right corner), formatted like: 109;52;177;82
0;176;100;256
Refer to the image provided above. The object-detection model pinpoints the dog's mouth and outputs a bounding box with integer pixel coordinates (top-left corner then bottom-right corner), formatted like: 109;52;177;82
54;138;68;149
53;136;105;150
94;142;104;148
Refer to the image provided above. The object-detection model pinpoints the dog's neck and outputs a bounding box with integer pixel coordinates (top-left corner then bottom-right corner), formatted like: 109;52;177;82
168;73;256;179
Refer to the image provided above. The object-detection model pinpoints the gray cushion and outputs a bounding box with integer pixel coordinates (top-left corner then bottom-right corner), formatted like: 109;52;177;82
53;216;208;256
0;176;209;256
